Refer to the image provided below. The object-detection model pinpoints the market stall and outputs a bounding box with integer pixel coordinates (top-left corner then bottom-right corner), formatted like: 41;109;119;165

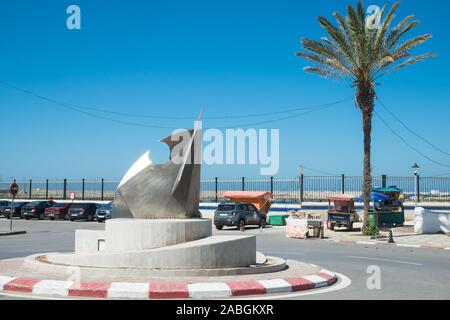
356;187;405;227
222;191;272;213
327;195;358;231
286;211;324;239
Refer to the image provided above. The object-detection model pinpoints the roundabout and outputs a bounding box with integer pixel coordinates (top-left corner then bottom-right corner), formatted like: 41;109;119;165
0;257;339;299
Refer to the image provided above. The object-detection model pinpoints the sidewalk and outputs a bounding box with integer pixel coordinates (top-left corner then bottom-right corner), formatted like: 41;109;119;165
321;222;450;250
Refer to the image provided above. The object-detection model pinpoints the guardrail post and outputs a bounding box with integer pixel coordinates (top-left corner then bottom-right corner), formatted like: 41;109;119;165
82;179;85;200
45;179;49;199
241;177;245;191
300;174;304;203
29;179;32;199
214;177;218;203
270;177;274;194
63;179;67;200
382;174;387;188
341;174;345;194
101;178;104;201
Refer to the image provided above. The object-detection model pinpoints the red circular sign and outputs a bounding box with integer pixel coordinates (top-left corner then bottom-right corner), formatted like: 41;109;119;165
9;183;19;197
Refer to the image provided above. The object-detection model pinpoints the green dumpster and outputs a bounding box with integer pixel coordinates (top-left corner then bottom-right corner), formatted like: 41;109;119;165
269;214;289;226
368;210;405;227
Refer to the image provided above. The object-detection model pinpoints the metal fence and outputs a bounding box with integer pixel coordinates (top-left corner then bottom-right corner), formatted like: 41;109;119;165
1;175;449;203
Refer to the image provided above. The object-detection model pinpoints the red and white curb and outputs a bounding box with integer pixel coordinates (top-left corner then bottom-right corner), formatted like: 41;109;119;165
0;269;337;299
325;239;450;250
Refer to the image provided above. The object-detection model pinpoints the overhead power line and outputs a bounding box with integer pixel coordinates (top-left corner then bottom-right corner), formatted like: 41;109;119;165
302;166;337;176
377;96;450;157
0;80;351;120
216;100;349;128
374;110;450;168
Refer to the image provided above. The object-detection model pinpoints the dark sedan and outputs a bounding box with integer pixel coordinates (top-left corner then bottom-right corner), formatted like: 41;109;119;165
68;203;98;221
0;200;11;217
21;201;55;220
44;203;72;220
3;202;29;219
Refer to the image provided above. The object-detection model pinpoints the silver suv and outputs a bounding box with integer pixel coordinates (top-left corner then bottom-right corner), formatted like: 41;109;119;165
213;202;267;231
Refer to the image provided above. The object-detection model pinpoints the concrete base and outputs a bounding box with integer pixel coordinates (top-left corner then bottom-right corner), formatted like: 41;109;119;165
75;230;105;253
47;235;257;269
44;218;266;272
75;219;212;254
26;253;286;277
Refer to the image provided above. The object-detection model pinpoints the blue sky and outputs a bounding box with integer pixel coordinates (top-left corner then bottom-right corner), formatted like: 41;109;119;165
1;0;449;180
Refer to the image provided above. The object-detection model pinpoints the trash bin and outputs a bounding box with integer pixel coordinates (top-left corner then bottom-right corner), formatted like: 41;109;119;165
269;214;289;226
368;210;405;227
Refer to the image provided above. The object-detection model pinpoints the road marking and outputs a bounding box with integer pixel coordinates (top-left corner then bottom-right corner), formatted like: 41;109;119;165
188;282;231;299
230;272;351;300
395;244;420;248
256;279;292;294
108;282;149;299
345;256;423;266
356;241;376;245
262;251;304;255
0;273;350;301
33;280;73;297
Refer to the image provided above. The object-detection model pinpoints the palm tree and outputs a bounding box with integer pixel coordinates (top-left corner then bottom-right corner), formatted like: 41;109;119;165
297;1;435;234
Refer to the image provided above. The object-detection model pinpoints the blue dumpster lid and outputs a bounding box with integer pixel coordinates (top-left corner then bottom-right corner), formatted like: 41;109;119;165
372;186;402;193
355;192;390;203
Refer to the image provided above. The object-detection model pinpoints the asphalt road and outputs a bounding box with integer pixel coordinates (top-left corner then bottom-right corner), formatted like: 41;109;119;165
1;218;449;300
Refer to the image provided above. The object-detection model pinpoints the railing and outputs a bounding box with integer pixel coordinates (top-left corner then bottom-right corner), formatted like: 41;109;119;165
1;175;449;203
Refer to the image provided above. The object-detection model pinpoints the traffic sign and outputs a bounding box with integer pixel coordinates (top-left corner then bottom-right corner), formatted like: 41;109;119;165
8;183;19;231
9;183;19;197
70;192;75;200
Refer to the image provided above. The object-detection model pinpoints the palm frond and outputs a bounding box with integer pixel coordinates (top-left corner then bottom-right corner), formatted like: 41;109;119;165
296;52;353;76
297;1;434;85
303;66;343;80
392;34;433;55
383;53;436;74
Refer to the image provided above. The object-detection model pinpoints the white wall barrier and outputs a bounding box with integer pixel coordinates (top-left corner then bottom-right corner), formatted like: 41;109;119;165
414;207;450;234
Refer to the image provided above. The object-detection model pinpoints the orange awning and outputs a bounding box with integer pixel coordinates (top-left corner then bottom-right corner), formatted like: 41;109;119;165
223;191;272;200
327;194;355;201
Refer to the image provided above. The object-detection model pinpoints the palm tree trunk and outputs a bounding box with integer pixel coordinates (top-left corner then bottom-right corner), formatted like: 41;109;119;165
362;109;373;234
357;82;375;235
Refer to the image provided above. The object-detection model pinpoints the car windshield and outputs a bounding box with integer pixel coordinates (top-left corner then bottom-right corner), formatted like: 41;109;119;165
218;204;235;211
52;203;67;208
13;202;27;207
70;203;88;208
27;201;44;206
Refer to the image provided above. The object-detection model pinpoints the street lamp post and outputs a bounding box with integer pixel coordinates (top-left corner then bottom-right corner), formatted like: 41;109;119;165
412;163;420;207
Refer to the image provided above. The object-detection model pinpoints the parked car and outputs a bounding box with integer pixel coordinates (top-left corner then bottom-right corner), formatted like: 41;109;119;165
44;203;72;220
3;202;29;219
21;201;55;220
0;200;11;217
68;203;98;221
96;202;113;223
213;202;267;231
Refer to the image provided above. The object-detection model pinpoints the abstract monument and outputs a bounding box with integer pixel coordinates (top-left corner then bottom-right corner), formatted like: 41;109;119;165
35;124;285;276
113;125;202;219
